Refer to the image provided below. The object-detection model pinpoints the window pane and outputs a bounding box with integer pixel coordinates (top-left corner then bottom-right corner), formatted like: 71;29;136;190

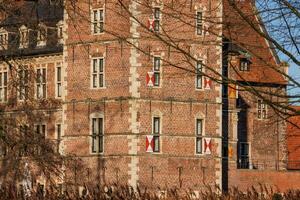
99;136;103;153
154;73;160;86
197;61;202;72
43;68;46;83
93;10;97;21
258;100;262;109
99;59;103;72
196;75;202;88
92;136;97;153
154;20;159;31
197;25;202;35
57;124;61;140
197;12;202;23
93;23;97;34
196;137;202;154
262;110;267;119
258;110;261;119
154;57;160;71
99;22;104;32
92;118;98;135
43;84;46;98
99;74;103;87
153;136;160;152
57;67;61;82
57;83;62;97
153;117;160;134
196;119;202;136
98;118;103;135
154;8;160;19
93;75;97;88
93;59;97;73
99;10;104;21
3;72;7;86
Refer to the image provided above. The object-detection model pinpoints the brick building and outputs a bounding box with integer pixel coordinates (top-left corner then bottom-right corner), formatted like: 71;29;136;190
62;0;223;191
287;106;300;170
0;0;64;189
0;0;293;193
223;0;288;190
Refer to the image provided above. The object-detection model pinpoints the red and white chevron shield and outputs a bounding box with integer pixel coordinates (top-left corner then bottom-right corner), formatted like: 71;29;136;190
204;77;212;90
203;138;212;154
146;135;154;152
146;72;155;87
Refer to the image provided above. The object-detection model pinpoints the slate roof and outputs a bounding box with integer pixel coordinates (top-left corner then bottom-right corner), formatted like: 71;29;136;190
0;0;63;57
223;0;287;85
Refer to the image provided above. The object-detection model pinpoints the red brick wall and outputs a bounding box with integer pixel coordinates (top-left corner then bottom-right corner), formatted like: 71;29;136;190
64;0;223;189
287;107;300;169
229;169;300;192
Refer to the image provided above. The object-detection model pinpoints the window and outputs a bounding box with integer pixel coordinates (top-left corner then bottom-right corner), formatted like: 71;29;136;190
37;25;47;47
0;28;8;49
91;58;105;88
18;68;29;100
196;11;203;35
196;119;203;154
56;124;61;153
92;9;104;34
57;21;63;44
240;58;250;71
153;57;161;87
238;142;249;169
19;25;29;49
19;125;29;156
257;99;267;119
56;63;62;98
91;117;104;153
35;124;46;155
0;70;8;102
36;68;47;99
196;60;203;89
152;117;160;152
153;8;161;32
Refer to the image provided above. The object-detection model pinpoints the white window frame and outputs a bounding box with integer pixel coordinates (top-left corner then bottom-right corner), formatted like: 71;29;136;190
0;69;8;102
195;60;203;90
153;7;161;32
91;8;104;35
18;67;29;101
195;118;205;155
36;66;47;99
37;24;47;47
240;58;250;71
257;99;267;119
238;142;251;169
34;123;47;155
57;20;63;44
153;56;161;87
19;25;29;49
55;123;62;154
91;57;105;89
196;11;203;35
90;113;104;154
0;28;8;50
55;62;63;98
152;116;161;153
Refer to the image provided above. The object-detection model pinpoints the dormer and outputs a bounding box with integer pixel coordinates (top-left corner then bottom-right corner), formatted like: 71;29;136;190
19;25;29;49
0;28;8;50
37;23;47;47
57;20;63;45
